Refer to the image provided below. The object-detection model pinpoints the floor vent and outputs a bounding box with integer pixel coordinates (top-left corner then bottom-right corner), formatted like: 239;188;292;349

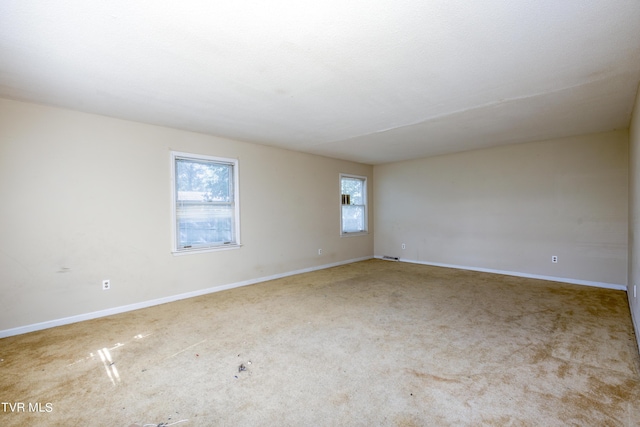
382;256;399;261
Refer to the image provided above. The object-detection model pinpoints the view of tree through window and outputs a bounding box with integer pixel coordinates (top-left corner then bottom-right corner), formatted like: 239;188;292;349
341;175;367;233
174;155;237;250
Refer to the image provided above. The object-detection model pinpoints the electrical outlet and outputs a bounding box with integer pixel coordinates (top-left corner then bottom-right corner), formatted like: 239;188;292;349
551;256;558;263
318;249;322;255
102;279;110;291
402;243;406;250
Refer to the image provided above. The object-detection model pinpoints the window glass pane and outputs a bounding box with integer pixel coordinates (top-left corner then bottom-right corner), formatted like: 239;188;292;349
342;205;364;232
174;156;236;249
341;178;363;205
340;174;367;234
177;204;233;246
176;159;231;202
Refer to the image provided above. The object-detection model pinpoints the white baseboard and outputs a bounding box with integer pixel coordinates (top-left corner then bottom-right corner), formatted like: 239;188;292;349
375;256;627;291
0;256;373;339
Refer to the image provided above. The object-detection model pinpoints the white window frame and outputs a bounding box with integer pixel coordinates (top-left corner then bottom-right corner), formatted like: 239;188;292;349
340;173;368;236
171;151;241;254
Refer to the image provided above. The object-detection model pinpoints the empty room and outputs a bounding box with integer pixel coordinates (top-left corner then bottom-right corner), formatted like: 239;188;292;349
1;1;640;426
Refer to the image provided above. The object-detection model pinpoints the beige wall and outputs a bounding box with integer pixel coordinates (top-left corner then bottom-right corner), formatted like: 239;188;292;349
629;83;640;345
0;98;373;332
374;131;629;286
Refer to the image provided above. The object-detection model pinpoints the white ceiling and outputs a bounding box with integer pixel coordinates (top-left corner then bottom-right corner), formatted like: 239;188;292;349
1;1;639;165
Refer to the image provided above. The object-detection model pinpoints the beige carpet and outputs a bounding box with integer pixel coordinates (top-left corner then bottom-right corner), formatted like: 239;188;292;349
1;259;639;426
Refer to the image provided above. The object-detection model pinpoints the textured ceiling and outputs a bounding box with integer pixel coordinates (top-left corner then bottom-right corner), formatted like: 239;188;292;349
1;1;639;164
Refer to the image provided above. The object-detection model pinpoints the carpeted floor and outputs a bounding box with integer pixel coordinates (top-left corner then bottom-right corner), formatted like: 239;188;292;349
1;259;639;426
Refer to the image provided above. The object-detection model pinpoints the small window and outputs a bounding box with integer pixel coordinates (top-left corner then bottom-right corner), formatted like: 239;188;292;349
171;151;240;253
340;174;368;235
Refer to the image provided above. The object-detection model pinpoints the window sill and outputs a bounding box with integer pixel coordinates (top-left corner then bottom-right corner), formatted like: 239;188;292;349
172;244;242;256
340;231;369;237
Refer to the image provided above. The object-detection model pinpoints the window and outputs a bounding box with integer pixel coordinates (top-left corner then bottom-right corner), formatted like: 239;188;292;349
171;151;240;253
340;174;368;235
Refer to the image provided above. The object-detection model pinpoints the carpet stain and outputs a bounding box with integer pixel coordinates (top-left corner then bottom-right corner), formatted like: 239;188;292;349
330;392;351;405
556;362;570;379
407;369;460;383
393;415;423;427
